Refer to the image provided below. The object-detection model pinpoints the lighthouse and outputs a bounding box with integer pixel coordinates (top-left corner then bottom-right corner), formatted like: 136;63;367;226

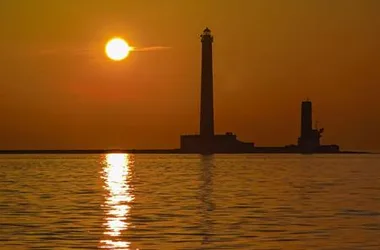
180;28;254;154
199;28;215;143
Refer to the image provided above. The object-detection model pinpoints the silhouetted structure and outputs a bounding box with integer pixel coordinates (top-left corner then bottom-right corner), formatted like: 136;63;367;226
179;27;342;154
181;28;254;154
297;100;339;153
297;100;323;152
181;132;254;153
200;28;215;141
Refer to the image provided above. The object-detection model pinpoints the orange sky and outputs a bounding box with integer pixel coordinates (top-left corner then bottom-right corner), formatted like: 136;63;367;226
0;0;379;150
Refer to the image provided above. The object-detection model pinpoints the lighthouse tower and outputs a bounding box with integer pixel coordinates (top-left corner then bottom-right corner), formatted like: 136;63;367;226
199;27;215;151
179;28;254;154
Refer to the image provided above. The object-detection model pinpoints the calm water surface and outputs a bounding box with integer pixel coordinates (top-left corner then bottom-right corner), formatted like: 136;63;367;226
0;154;379;249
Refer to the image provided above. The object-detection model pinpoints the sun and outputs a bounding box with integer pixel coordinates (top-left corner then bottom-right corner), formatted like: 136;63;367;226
105;38;131;61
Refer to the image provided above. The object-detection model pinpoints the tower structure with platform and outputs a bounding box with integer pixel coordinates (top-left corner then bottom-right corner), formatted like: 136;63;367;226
180;28;254;154
297;100;323;152
297;100;339;153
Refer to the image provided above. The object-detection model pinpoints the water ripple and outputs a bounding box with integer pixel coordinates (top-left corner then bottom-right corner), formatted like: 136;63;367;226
0;154;379;249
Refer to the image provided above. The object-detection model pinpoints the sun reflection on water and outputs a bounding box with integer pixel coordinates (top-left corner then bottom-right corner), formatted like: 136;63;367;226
100;153;134;249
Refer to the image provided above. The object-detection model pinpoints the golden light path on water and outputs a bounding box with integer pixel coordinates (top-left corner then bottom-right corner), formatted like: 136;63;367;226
100;153;134;249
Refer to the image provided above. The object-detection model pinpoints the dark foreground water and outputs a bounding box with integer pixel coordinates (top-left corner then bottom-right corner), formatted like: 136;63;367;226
0;154;379;249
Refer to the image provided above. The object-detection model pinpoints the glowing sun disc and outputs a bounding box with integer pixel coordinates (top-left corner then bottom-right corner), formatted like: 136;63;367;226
105;38;131;61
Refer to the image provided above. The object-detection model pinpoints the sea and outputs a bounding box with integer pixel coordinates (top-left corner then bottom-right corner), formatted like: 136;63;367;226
0;154;379;250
